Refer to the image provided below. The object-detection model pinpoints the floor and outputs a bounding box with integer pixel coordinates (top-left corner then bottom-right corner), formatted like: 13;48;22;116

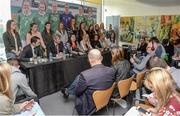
39;91;129;115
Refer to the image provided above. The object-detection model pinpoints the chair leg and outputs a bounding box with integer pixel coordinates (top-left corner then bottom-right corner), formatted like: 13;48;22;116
113;101;116;115
106;105;109;115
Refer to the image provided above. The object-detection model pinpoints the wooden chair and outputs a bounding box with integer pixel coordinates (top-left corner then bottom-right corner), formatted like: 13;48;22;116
130;72;145;91
111;76;134;115
92;83;116;113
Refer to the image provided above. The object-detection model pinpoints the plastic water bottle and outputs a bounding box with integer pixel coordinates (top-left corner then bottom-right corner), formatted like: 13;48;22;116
63;49;66;59
49;52;53;62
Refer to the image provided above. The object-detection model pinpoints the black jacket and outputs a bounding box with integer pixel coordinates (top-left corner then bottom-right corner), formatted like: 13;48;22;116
3;32;22;53
75;64;115;115
47;41;64;57
20;44;43;62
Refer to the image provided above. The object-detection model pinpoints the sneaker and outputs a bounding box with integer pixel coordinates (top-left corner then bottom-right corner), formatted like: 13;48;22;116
61;88;69;99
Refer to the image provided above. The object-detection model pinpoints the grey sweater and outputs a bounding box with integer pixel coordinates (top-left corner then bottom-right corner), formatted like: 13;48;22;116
11;66;37;99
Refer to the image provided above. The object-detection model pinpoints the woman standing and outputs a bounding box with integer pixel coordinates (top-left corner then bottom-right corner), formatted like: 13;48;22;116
3;20;22;59
41;22;53;46
26;23;46;48
0;63;33;115
56;22;68;45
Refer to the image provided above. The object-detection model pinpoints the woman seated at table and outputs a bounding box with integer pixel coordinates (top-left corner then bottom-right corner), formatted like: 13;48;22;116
80;34;92;53
0;63;33;115
26;23;46;49
68;34;84;55
47;33;64;58
172;39;180;60
142;68;180;116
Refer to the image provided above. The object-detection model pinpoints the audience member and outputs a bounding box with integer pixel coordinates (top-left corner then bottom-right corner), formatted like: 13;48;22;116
111;47;130;82
137;37;147;56
77;22;86;43
173;39;180;60
0;63;33;115
99;22;106;34
61;49;115;115
7;58;38;103
146;56;180;87
106;24;115;39
48;33;64;58
88;24;95;43
91;34;101;49
130;41;155;74
20;36;43;62
3;20;22;59
94;24;100;35
99;33;109;49
41;22;53;46
16;0;34;45
109;31;116;48
149;37;166;58
75;5;86;28
143;68;180;115
56;22;68;45
67;18;77;39
80;34;92;52
49;1;60;33
33;0;49;33
26;23;46;50
162;39;174;64
60;3;74;29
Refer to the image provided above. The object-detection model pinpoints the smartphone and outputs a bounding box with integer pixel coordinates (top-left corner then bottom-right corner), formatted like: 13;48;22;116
24;99;34;109
137;107;149;114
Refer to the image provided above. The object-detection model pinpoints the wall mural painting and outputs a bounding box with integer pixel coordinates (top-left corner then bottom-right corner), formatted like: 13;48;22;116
120;15;180;43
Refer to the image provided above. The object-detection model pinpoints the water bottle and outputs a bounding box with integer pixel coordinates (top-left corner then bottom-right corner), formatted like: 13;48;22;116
63;49;66;59
49;52;53;62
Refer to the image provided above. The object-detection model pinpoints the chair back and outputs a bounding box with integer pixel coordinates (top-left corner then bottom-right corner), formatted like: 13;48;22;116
136;72;145;88
118;76;134;98
92;83;115;111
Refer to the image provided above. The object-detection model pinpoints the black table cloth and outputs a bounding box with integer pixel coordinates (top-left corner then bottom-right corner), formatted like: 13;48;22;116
20;51;112;98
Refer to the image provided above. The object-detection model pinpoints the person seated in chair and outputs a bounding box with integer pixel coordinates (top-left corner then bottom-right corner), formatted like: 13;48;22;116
20;36;44;62
62;49;115;115
47;33;64;58
7;58;38;103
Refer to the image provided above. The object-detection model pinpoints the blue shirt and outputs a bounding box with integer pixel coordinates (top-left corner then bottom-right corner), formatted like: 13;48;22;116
60;12;74;29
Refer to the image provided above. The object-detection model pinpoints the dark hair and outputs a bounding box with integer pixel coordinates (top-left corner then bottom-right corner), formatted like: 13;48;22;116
29;23;37;35
69;34;77;46
174;39;180;45
31;36;40;44
110;31;116;43
70;18;76;28
6;20;16;34
162;39;169;45
44;21;52;35
7;58;20;66
146;56;168;70
58;22;65;32
79;22;85;30
149;36;160;43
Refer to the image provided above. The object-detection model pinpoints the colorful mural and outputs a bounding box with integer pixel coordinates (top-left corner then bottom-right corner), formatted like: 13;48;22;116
120;15;180;43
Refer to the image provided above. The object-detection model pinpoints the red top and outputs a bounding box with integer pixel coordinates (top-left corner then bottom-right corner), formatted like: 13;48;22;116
159;95;180;116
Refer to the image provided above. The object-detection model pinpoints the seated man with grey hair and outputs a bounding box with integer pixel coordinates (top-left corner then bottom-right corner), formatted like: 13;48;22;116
61;49;115;115
47;33;64;57
146;56;180;88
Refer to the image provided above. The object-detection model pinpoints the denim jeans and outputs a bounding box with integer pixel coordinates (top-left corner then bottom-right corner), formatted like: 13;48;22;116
67;75;80;95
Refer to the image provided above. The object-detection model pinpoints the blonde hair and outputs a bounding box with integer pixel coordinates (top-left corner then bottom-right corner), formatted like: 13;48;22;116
111;47;124;64
0;63;12;99
144;67;177;110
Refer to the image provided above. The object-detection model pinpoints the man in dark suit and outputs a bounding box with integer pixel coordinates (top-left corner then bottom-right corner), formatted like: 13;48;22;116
62;49;115;115
47;33;64;57
20;36;43;62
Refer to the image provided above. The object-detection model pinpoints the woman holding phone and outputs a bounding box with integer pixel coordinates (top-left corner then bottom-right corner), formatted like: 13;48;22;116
0;63;33;115
143;68;180;116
